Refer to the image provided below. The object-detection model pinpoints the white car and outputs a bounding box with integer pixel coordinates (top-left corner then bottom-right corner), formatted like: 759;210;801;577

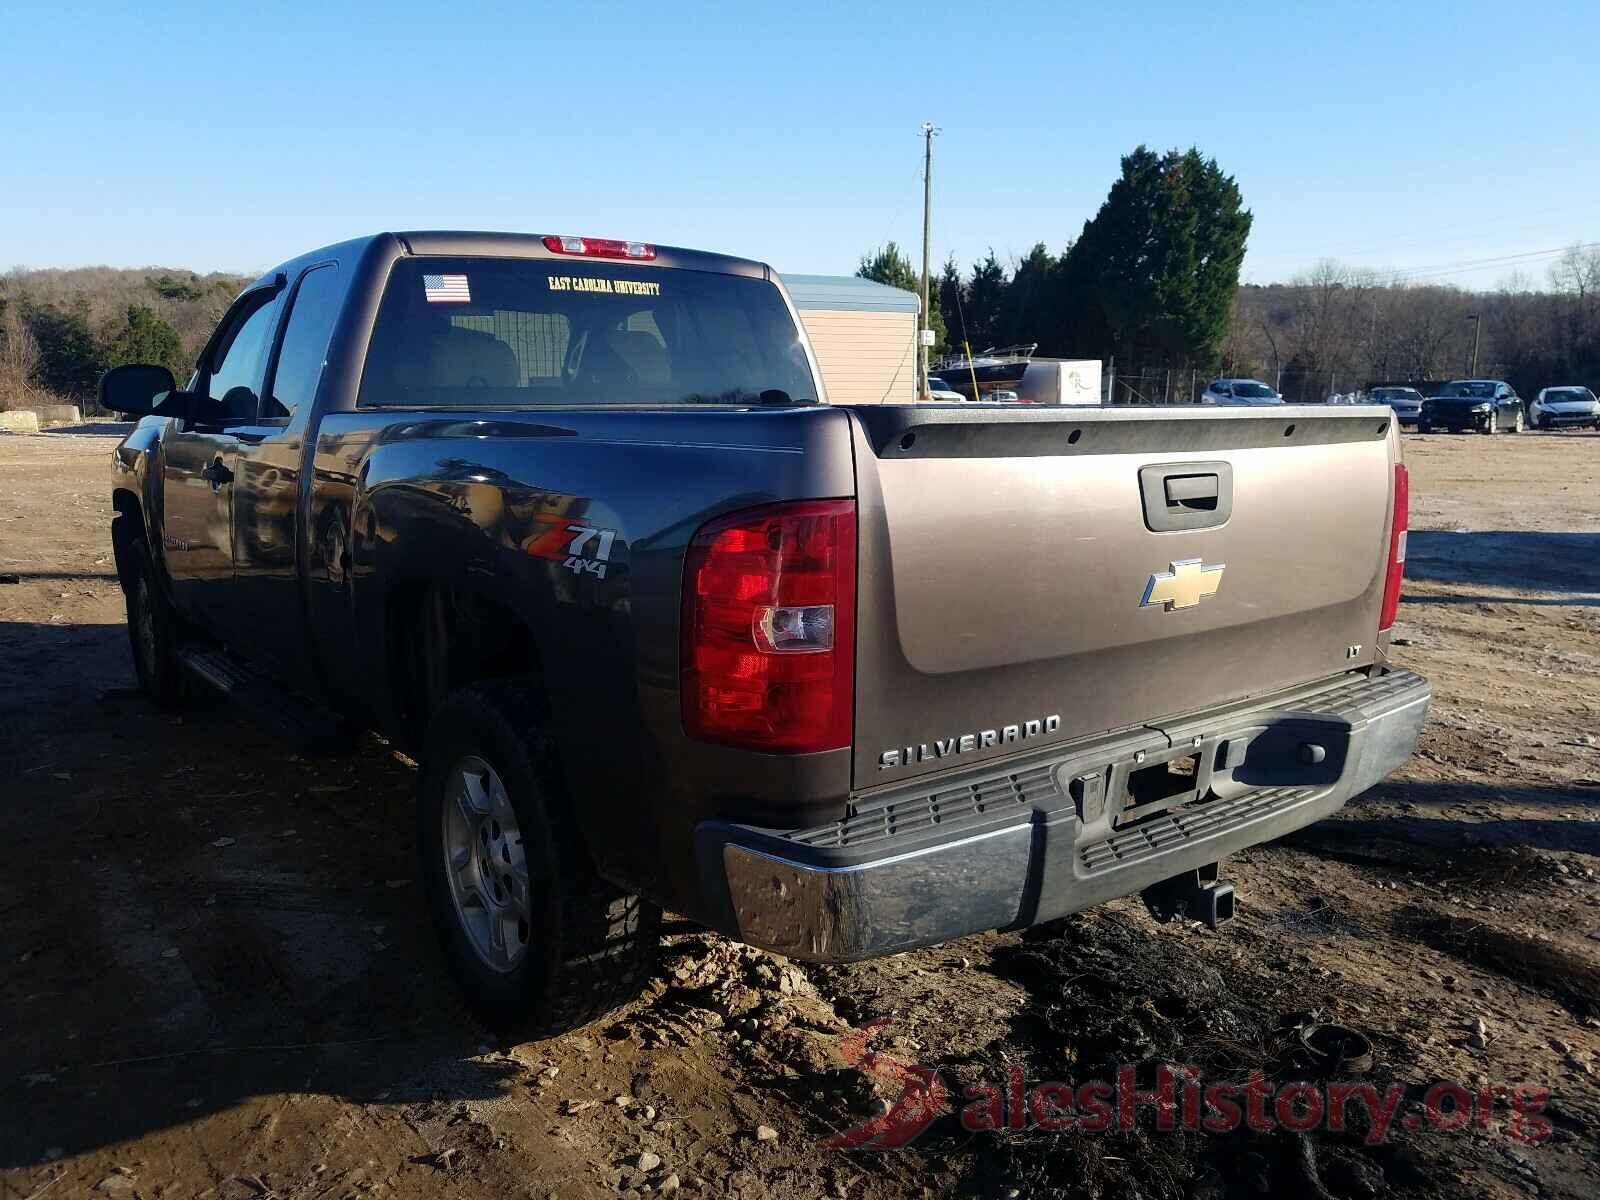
1529;386;1600;430
1202;378;1285;405
925;376;965;402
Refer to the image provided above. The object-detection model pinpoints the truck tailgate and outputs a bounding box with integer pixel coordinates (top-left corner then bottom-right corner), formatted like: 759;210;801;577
847;405;1400;791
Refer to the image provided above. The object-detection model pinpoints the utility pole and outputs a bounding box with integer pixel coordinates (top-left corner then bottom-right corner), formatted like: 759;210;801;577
1466;313;1482;376
919;121;938;398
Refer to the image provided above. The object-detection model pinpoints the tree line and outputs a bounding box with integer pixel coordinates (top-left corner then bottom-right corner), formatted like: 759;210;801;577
862;144;1598;402
0;267;245;411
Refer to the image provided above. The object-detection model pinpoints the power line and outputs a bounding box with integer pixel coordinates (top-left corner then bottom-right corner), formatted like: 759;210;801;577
1378;242;1600;284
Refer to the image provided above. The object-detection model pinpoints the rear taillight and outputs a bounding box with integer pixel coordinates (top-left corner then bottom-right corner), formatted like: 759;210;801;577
1379;463;1408;631
682;500;855;753
542;234;656;260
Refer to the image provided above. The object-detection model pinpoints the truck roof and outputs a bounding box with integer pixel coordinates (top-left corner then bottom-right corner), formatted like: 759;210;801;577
248;232;772;293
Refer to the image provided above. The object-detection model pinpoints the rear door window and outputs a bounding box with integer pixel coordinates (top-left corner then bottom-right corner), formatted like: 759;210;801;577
264;263;342;420
359;259;817;407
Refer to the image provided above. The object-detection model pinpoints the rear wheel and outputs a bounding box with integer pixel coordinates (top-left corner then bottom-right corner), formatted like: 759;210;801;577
122;539;188;708
417;680;659;1036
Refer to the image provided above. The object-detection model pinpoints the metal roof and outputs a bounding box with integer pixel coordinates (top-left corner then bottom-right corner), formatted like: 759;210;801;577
781;274;920;314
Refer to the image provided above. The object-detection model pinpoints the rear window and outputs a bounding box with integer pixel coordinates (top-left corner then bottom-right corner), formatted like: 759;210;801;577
359;258;817;407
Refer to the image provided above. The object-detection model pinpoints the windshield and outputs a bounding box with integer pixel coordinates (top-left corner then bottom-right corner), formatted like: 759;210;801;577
1546;388;1595;403
1372;388;1418;401
359;258;817;407
1438;381;1495;398
1230;381;1277;398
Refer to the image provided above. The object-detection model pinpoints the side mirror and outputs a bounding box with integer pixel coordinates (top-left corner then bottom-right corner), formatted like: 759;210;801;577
99;363;177;416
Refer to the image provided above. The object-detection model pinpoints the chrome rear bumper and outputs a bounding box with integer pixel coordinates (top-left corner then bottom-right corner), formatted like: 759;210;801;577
699;667;1430;962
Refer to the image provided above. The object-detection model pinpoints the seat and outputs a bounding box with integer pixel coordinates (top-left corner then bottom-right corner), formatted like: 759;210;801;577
398;325;520;389
606;329;671;387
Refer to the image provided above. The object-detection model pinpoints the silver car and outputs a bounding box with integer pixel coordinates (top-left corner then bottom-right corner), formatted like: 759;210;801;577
1529;386;1600;430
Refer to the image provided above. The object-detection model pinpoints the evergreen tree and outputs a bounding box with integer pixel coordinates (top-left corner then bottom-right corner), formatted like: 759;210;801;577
964;251;1008;352
936;256;965;353
997;243;1056;350
111;304;184;374
25;303;105;397
1055;146;1251;368
856;241;946;349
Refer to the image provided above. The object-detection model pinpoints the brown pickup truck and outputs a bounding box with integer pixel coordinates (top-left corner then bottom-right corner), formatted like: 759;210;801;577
102;231;1428;1035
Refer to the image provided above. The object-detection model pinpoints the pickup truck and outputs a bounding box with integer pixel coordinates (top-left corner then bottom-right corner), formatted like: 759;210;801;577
102;231;1430;1036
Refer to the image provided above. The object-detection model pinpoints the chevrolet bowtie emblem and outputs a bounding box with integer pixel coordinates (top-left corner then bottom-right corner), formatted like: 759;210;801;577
1141;559;1224;611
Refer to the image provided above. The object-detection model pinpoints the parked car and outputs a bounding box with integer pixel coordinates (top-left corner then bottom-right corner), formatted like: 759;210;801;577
1528;386;1600;430
1368;386;1424;425
100;230;1428;1036
1202;378;1285;405
1418;379;1524;434
925;376;966;403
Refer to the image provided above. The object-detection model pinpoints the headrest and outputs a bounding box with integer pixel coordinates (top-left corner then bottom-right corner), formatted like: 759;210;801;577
405;325;520;389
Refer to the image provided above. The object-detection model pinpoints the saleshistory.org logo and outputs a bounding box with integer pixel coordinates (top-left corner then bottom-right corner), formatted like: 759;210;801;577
822;1020;1555;1149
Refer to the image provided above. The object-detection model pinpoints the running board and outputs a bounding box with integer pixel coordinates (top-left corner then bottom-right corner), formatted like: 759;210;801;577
177;645;350;752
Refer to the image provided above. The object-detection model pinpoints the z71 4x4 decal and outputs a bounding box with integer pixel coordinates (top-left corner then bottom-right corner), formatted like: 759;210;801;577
522;517;618;580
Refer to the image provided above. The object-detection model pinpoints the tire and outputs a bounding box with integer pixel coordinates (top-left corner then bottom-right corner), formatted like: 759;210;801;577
1417;424;1431;434
1511;407;1524;434
1483;410;1497;435
417;680;660;1037
122;537;188;709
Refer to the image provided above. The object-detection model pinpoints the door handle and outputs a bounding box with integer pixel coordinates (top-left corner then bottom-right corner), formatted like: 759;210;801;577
201;459;234;491
1139;461;1233;532
1164;473;1220;509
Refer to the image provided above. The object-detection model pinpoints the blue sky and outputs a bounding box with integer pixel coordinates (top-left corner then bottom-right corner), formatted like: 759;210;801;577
3;0;1596;289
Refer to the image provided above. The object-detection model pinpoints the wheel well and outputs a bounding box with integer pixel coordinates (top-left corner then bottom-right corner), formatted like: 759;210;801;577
111;490;146;585
386;581;547;744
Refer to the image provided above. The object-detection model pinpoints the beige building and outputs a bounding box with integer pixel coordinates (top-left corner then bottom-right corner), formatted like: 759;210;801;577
780;275;920;406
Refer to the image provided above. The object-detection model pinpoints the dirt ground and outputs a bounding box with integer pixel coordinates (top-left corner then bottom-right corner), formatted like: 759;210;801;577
2;424;1597;1200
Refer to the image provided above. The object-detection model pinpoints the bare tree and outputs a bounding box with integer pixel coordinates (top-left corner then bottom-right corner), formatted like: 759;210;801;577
0;304;41;410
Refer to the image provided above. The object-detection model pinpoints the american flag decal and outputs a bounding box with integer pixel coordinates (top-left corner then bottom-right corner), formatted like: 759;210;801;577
423;273;471;303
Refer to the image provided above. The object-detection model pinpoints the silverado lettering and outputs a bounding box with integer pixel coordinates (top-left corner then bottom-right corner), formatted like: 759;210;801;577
879;714;1063;769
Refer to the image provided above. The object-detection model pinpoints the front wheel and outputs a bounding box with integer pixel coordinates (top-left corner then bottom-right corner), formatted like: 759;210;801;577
1511;407;1524;434
122;538;188;708
1483;410;1498;435
417;681;659;1036
1417;422;1432;434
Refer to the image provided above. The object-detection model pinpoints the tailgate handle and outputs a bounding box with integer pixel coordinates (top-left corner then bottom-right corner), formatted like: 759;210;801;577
1164;473;1219;509
1140;461;1232;532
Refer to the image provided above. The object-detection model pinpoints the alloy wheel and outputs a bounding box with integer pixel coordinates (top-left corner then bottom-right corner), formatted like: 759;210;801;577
441;755;533;973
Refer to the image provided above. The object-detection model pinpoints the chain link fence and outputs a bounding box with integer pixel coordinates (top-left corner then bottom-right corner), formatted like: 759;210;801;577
1104;361;1512;405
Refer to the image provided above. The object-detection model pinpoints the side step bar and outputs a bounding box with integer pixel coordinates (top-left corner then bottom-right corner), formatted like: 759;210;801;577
177;645;349;752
